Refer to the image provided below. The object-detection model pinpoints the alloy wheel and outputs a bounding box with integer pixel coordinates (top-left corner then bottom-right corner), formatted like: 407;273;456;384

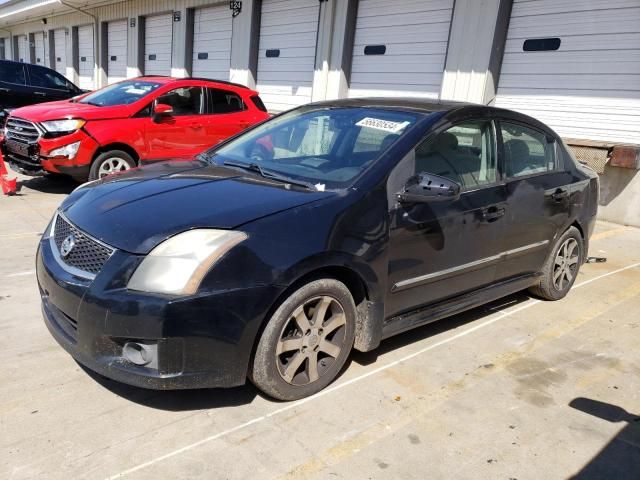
276;296;347;386
97;157;131;178
553;238;579;290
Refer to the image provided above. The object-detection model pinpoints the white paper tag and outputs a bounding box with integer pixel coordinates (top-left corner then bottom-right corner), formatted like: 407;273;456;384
125;88;147;95
356;117;411;134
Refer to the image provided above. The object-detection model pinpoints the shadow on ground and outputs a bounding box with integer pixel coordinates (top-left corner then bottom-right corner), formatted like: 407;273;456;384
569;397;640;479
81;291;533;411
18;175;78;195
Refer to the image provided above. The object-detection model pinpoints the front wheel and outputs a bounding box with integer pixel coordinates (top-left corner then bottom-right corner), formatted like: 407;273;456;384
529;226;584;300
250;279;356;401
89;150;136;181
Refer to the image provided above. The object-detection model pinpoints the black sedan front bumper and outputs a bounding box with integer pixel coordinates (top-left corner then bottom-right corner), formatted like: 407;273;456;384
37;234;280;390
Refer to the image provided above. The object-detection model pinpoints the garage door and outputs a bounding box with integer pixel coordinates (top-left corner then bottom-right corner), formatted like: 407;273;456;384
495;0;640;145
53;29;67;77
107;19;127;84
348;0;454;98
256;0;320;112
33;32;48;66
17;35;28;63
144;14;173;76
191;5;232;80
78;25;95;90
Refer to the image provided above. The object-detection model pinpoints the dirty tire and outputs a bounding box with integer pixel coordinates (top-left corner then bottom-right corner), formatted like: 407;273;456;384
250;279;356;401
89;150;136;181
529;226;584;301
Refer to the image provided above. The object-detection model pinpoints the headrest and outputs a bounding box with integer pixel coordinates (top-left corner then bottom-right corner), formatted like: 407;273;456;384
504;139;530;159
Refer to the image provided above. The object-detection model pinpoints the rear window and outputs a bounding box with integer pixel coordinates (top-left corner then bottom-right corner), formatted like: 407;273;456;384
250;95;268;112
0;63;26;85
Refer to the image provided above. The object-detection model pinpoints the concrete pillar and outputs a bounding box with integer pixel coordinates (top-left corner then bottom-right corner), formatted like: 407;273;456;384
98;21;108;88
47;28;55;69
70;26;80;84
440;0;512;105
311;0;336;102
324;0;357;100
171;8;188;78
28;32;35;64
230;0;260;87
129;16;143;77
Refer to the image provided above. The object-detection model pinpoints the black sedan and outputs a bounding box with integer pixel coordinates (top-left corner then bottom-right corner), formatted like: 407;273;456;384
37;99;599;400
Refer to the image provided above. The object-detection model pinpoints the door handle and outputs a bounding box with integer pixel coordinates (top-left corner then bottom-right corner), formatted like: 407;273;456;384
187;123;203;130
0;88;9;93
551;188;569;202
481;205;505;222
34;91;47;96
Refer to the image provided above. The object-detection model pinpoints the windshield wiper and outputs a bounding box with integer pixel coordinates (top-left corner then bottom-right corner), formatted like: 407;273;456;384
223;160;317;191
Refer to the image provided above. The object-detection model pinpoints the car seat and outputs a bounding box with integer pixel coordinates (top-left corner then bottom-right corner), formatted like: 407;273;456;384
504;139;531;177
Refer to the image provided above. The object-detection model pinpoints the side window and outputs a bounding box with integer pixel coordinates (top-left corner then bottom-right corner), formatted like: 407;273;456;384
156;87;204;116
414;120;497;191
501;121;556;178
0;63;26;85
29;66;68;90
207;88;245;114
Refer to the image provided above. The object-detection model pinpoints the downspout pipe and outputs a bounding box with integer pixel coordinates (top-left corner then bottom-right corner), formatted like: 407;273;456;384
58;0;99;88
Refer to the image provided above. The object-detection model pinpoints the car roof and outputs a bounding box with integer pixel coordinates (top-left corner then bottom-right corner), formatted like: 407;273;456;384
307;97;476;114
136;75;250;90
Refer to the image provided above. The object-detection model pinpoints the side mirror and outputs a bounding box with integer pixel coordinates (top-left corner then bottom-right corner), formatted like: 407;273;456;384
397;172;461;204
153;103;174;122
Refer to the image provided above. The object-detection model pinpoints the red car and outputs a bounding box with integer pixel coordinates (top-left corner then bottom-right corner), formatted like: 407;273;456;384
1;77;269;181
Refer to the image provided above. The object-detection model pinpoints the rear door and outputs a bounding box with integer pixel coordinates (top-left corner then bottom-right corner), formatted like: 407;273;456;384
145;85;210;159
202;87;252;146
27;64;75;103
494;118;573;282
386;118;507;318
0;62;32;108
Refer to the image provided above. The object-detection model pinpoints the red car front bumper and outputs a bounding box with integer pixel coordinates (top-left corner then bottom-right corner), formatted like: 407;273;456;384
2;129;99;180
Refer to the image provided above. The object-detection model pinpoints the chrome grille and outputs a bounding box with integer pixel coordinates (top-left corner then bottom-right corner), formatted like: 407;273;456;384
5;117;41;144
52;214;115;277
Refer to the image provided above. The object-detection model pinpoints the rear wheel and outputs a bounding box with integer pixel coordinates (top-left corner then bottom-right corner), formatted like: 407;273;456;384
89;150;136;181
250;279;356;401
529;226;583;300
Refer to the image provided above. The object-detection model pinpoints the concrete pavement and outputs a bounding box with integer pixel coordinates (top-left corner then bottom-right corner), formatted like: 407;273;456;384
1;174;639;480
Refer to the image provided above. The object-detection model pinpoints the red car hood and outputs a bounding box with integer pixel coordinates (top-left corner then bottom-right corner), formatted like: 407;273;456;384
9;100;131;122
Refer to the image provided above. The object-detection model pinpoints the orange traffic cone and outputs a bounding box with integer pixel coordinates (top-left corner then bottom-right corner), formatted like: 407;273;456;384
0;149;20;195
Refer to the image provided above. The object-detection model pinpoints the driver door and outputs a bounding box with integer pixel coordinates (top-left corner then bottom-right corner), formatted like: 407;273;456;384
145;86;210;159
386;119;507;318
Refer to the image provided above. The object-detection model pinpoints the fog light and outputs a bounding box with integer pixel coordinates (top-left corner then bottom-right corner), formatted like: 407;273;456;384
49;141;81;159
122;341;158;368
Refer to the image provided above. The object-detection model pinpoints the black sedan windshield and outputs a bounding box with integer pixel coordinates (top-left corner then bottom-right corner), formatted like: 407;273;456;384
211;108;419;189
79;80;161;106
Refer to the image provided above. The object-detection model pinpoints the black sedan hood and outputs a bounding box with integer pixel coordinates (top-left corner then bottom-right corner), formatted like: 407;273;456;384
61;161;332;254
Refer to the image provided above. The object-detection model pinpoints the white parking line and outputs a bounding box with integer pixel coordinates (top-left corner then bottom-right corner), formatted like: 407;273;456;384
106;261;640;479
6;270;36;278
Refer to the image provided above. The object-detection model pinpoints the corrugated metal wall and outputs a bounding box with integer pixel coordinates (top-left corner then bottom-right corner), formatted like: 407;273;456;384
495;0;640;145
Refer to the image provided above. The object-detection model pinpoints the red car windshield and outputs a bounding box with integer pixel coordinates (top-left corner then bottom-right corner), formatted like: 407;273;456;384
79;80;162;107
